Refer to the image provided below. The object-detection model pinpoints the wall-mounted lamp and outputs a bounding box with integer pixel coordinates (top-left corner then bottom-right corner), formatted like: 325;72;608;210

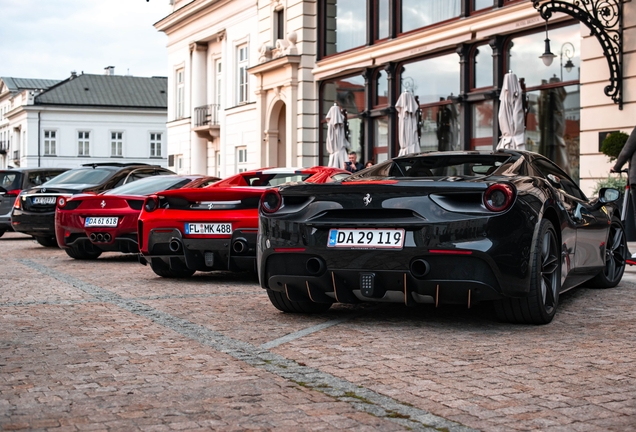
539;20;556;66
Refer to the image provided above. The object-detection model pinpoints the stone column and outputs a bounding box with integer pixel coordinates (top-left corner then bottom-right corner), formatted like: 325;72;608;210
190;42;208;175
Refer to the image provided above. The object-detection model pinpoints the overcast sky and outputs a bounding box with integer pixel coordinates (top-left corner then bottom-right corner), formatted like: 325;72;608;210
1;0;170;81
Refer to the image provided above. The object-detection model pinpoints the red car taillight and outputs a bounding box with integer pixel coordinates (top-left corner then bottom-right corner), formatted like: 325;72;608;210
144;196;159;212
483;183;515;212
260;189;282;213
57;196;67;208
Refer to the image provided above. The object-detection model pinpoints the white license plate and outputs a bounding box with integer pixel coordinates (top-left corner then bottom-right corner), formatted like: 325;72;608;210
328;228;405;249
32;196;56;205
185;222;232;235
85;217;119;227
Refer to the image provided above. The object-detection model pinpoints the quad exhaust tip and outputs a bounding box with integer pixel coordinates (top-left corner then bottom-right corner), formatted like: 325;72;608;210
169;238;182;253
89;232;113;243
232;238;248;254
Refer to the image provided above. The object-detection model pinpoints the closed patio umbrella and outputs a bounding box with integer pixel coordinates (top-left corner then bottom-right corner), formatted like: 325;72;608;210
325;104;349;168
396;91;421;156
496;71;525;150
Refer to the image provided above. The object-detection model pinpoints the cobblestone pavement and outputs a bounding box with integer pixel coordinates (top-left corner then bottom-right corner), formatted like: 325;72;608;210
1;232;636;431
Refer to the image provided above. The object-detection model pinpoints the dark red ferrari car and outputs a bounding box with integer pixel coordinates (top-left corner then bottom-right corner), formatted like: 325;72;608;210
138;166;349;278
55;175;219;259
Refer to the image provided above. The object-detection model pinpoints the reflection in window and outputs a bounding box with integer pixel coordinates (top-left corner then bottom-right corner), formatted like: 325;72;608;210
378;0;390;40
507;24;581;88
420;103;462;152
321;75;366;166
473;44;493;89
325;0;367;55
525;85;580;182
471;100;494;150
400;53;460;104
375;71;388;106
374;117;389;163
401;0;460;33
473;0;493;11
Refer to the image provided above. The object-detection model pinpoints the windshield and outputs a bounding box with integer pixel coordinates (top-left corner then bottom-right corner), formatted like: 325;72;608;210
0;172;21;191
104;176;189;196
243;174;312;187
44;168;113;186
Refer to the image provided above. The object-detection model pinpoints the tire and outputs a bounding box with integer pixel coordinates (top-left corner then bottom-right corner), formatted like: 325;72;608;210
494;219;561;325
150;260;195;278
35;236;58;247
266;289;332;314
65;245;102;260
0;229;5;238
586;218;626;288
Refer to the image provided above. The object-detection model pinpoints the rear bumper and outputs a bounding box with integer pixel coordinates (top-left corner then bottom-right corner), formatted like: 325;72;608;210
11;210;55;236
141;228;257;272
62;232;139;253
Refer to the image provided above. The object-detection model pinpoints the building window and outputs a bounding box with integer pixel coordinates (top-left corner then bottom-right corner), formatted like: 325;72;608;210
150;133;162;157
176;68;185;119
236;146;247;172
472;44;494;89
507;23;581;182
215;60;223;108
237;45;249;104
43;130;56;156
471;100;494;151
215;151;221;177
275;9;285;41
401;0;461;33
78;131;90;156
111;132;123;157
472;0;494;12
377;0;390;41
324;0;367;55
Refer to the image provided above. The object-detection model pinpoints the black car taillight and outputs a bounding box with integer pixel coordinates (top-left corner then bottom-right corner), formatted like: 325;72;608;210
484;183;515;212
144;196;159;212
261;189;282;213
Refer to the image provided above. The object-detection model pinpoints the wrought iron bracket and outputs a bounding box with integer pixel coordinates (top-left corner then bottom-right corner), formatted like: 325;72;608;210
533;0;623;109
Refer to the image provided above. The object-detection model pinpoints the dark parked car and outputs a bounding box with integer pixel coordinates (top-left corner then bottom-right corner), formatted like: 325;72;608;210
12;163;174;246
257;150;626;324
0;167;70;238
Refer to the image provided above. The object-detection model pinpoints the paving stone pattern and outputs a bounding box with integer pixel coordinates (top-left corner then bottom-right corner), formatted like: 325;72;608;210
1;232;635;431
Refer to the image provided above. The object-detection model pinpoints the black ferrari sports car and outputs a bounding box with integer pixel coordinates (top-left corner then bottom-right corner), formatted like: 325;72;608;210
257;150;626;324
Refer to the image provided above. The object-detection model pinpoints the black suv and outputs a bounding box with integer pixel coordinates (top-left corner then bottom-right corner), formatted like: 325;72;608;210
1;167;70;238
11;163;174;246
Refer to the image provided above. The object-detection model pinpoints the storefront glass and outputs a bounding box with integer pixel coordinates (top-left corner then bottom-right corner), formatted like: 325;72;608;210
373;116;389;163
378;0;390;40
471;100;494;150
473;44;493;89
473;0;493;11
324;0;368;55
401;0;461;33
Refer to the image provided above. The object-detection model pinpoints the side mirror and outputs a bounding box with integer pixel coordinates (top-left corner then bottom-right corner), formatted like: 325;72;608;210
599;187;620;204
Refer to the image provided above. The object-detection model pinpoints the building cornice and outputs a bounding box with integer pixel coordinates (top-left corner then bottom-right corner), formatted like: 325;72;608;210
248;55;301;76
154;0;235;34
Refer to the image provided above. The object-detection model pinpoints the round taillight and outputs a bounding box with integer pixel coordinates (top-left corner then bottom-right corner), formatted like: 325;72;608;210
57;197;67;208
484;183;515;212
261;189;282;213
144;197;158;212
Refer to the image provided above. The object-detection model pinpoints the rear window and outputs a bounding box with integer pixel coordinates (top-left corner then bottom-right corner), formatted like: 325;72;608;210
43;168;113;186
104;176;189;196
0;172;21;190
242;174;312;187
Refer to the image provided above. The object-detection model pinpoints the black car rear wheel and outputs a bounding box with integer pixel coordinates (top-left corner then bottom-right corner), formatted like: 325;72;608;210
65;245;102;260
266;289;332;314
495;219;560;325
150;260;195;278
35;236;58;247
585;218;626;288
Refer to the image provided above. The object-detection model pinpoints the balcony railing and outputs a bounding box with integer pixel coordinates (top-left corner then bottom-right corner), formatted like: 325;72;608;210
194;104;220;127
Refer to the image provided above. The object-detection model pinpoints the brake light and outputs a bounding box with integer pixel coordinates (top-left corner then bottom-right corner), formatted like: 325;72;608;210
484;183;515;212
13;195;21;210
5;189;21;196
144;196;159;212
57;197;67;208
260;189;282;213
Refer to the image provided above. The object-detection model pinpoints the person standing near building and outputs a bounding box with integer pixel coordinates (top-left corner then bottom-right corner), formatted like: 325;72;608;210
610;127;636;257
344;151;363;172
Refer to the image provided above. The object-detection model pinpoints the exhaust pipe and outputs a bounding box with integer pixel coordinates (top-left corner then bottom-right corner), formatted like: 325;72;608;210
232;238;248;254
169;238;182;253
89;233;97;242
306;257;326;275
103;233;112;242
410;259;430;279
96;233;104;242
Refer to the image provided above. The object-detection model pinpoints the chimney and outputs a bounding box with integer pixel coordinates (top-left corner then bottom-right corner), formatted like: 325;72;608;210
104;66;115;76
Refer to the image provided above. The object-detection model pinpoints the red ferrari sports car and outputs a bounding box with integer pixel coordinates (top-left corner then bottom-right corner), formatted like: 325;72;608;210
55;175;219;259
138;166;349;278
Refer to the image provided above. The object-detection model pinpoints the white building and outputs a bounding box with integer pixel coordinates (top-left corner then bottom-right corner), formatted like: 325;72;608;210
155;0;318;177
0;69;168;170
